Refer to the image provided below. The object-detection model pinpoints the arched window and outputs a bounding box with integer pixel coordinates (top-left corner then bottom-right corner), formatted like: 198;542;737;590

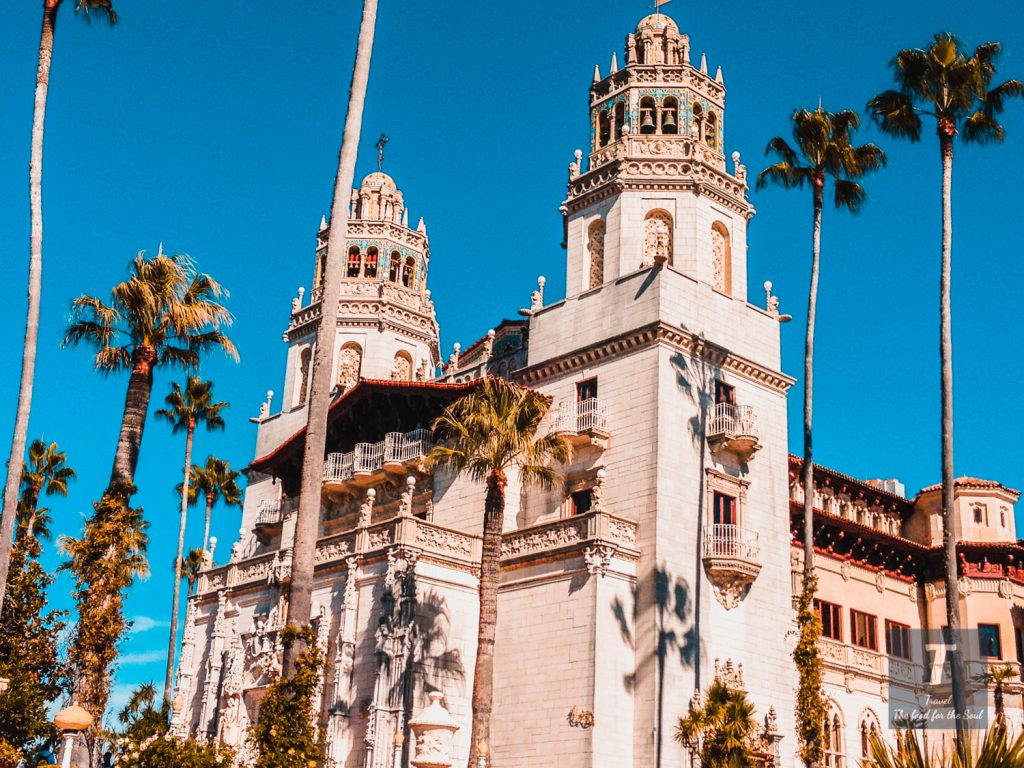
337;342;362;391
347;246;361;278
692;102;704;139
823;704;845;768
640;96;657;135
711;222;731;294
389;250;402;282
859;710;880;762
392;351;413;381
364;247;379;278
662;96;679;134
588;220;606;289
613;102;626;140
598;109;612;147
706;111;718;150
643;209;673;266
297;347;312;407
402;256;416;288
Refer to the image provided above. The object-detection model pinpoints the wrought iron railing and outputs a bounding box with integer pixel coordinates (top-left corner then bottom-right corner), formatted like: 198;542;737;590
324;428;434;484
255;499;284;527
702;524;760;562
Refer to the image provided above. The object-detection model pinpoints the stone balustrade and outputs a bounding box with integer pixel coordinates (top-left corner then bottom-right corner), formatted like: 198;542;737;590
324;428;434;487
817;637;921;685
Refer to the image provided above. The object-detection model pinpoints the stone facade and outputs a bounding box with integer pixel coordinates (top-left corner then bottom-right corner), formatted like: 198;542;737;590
171;12;1024;768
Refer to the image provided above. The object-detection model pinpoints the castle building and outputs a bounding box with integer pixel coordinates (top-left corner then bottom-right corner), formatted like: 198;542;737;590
170;12;1024;768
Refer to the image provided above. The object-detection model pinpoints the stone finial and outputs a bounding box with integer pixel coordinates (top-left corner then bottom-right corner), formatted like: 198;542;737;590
592;468;607;512
610;52;618;73
569;149;583;180
417;217;427;235
449;343;461;369
402;208;410;227
531;276;546;311
482;329;496;362
259;390;274;420
408;692;459;768
206;537;218;569
401;476;416;517
715;65;724;84
292;286;305;313
700;52;708;74
732;151;747;185
319;214;328;231
592;64;601;83
359;488;376;528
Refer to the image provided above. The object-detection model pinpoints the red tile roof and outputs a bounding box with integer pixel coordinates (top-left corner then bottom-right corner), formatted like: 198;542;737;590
917;477;1020;498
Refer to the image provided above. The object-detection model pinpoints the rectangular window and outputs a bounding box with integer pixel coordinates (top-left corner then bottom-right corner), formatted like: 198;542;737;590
714;380;735;405
814;599;843;641
851;610;878;651
979;624;1002;659
576;379;598;401
885;620;912;660
570;489;593;517
712;492;736;526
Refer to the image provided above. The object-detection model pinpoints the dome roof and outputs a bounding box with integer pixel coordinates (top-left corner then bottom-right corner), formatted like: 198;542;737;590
636;13;679;33
361;171;397;191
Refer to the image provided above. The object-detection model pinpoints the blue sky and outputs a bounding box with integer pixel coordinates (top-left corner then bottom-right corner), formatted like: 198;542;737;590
1;0;1023;722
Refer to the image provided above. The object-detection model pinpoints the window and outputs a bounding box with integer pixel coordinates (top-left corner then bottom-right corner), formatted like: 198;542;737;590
662;97;679;134
974;506;985;524
714;380;735;405
570;489;593;516
598;109;612;146
364;247;379;278
577;379;598;402
613;102;626;141
643;209;673;266
389;250;402;282
885;620;912;660
711;222;731;294
347;246;361;278
859;712;880;762
640;96;657;134
705;111;718;150
1001;508;1007;527
297;348;312;407
823;706;845;768
979;624;1002;659
587;220;606;289
815;599;842;641
712;492;736;526
402;256;416;288
851;610;878;651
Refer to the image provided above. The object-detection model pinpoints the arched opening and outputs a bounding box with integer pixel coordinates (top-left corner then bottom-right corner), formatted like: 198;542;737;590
297;347;312;407
392;350;414;381
389;250;402;282
640;96;657;135
402;256;416;288
859;711;880;761
643;209;673;266
823;704;845;768
337;342;362;391
692;102;704;140
705;111;718;150
316;250;327;292
364;247;379;278
598;109;612;147
587;220;606;290
711;221;732;294
613;102;626;140
346;246;361;278
662;96;679;135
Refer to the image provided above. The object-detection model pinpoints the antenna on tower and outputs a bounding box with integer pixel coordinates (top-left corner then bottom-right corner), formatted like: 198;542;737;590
375;133;389;171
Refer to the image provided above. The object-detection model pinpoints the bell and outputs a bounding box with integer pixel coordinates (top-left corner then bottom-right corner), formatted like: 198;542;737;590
641;111;655;129
663;110;677;129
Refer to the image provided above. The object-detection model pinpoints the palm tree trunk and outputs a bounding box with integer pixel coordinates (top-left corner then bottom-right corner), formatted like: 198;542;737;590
469;469;506;766
164;423;194;705
283;0;379;678
938;124;967;752
803;177;823;578
0;0;58;617
109;345;157;490
203;493;214;552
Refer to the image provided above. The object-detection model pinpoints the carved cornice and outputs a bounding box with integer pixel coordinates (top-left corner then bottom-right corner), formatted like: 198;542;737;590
516;320;794;394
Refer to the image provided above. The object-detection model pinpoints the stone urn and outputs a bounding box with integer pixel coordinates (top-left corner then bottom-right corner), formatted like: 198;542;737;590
408;691;460;768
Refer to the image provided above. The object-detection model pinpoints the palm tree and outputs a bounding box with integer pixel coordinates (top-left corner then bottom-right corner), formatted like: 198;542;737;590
182;455;242;552
155;377;227;706
16;439;75;543
868;36;1022;748
756;107;885;766
62;248;237;493
0;0;116;619
426;377;570;763
283;0;380;682
179;547;205;597
117;681;169;742
974;663;1018;728
869;725;1024;768
675;679;760;768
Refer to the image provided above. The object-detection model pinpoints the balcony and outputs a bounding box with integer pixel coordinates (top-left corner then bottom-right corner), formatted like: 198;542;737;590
701;523;761;610
324;428;435;491
254;499;287;543
551;398;610;449
707;403;761;461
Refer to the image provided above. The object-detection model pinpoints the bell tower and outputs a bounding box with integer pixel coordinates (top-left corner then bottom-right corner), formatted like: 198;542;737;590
563;12;753;300
281;171;441;412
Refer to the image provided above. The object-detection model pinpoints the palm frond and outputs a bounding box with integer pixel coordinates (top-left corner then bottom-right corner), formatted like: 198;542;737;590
868;90;923;141
833;178;867;214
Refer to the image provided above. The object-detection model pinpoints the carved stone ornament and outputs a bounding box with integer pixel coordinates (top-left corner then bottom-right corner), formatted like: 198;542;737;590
588;220;606;290
840;561;852;582
711;226;727;292
643;210;673;266
337;344;362;391
999;579;1014;599
875;571;886;594
408;692;459;768
908;584;918;603
957;576;973;596
583;543;616;576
